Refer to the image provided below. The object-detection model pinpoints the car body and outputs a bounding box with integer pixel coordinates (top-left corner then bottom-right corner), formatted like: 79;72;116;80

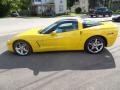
11;11;19;17
112;15;120;22
7;19;118;56
89;7;112;17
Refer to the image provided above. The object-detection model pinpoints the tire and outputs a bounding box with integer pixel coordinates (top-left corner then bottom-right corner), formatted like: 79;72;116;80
109;14;112;17
84;37;105;54
103;14;105;17
13;40;32;56
95;14;98;18
90;15;93;18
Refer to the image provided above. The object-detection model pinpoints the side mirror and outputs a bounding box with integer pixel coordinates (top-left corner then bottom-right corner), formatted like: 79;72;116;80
51;31;57;36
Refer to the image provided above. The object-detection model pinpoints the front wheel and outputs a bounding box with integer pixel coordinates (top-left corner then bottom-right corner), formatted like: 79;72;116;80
13;41;32;56
85;37;105;54
90;15;93;18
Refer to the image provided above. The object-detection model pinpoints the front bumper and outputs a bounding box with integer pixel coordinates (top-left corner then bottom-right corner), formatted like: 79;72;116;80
7;40;14;52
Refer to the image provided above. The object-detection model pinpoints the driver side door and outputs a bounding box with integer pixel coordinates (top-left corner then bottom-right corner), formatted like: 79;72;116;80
37;21;81;51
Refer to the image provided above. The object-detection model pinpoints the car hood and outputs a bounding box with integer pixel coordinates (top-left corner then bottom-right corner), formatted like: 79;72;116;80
17;27;43;37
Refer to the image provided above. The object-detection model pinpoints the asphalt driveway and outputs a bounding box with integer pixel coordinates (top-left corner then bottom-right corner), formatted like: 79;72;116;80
0;17;120;90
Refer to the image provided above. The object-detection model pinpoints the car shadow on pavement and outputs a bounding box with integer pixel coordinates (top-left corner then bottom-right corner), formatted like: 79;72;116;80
0;49;115;75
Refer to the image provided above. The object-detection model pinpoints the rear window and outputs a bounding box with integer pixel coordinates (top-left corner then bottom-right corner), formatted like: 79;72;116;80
83;20;102;28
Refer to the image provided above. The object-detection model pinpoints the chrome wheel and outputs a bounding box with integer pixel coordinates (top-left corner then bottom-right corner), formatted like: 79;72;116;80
85;37;105;54
14;41;31;56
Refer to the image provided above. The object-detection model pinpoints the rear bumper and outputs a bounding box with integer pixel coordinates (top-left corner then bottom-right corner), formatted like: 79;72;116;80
106;31;118;47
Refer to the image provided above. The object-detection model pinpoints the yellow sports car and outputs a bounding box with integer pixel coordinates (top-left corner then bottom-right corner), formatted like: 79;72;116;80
7;19;118;56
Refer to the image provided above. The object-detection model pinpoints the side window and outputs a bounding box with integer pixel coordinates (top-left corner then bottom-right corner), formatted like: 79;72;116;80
55;21;78;33
106;9;108;11
83;20;102;28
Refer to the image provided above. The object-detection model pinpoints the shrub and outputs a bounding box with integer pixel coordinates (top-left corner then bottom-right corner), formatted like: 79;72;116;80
115;10;120;14
75;7;82;14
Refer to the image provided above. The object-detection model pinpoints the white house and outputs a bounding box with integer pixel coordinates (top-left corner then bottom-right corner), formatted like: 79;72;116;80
32;0;67;15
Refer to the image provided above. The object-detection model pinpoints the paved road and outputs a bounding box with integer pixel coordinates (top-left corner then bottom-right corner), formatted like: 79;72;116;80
0;18;120;90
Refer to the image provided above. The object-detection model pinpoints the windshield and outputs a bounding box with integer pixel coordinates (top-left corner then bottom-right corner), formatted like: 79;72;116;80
97;8;106;11
40;21;59;34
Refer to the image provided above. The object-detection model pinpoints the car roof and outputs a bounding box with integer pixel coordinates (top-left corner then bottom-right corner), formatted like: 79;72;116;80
60;19;77;21
58;18;82;22
95;7;108;10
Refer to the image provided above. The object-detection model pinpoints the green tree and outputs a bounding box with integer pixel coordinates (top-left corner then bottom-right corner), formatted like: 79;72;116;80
0;0;31;17
67;0;76;9
108;0;112;9
19;0;31;10
0;0;11;17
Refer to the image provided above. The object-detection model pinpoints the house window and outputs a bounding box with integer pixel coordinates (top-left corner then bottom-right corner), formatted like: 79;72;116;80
59;5;63;12
60;0;63;3
55;21;78;33
34;0;41;2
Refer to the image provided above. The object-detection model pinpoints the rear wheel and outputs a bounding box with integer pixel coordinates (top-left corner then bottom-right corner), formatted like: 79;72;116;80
109;13;112;17
103;14;105;17
85;37;105;54
90;15;93;18
13;41;32;56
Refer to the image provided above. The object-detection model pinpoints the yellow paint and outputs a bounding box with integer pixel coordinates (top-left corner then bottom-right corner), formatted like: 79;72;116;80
7;19;118;53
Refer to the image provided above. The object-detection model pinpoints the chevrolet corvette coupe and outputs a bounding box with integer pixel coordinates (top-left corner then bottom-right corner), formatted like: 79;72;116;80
7;19;118;56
